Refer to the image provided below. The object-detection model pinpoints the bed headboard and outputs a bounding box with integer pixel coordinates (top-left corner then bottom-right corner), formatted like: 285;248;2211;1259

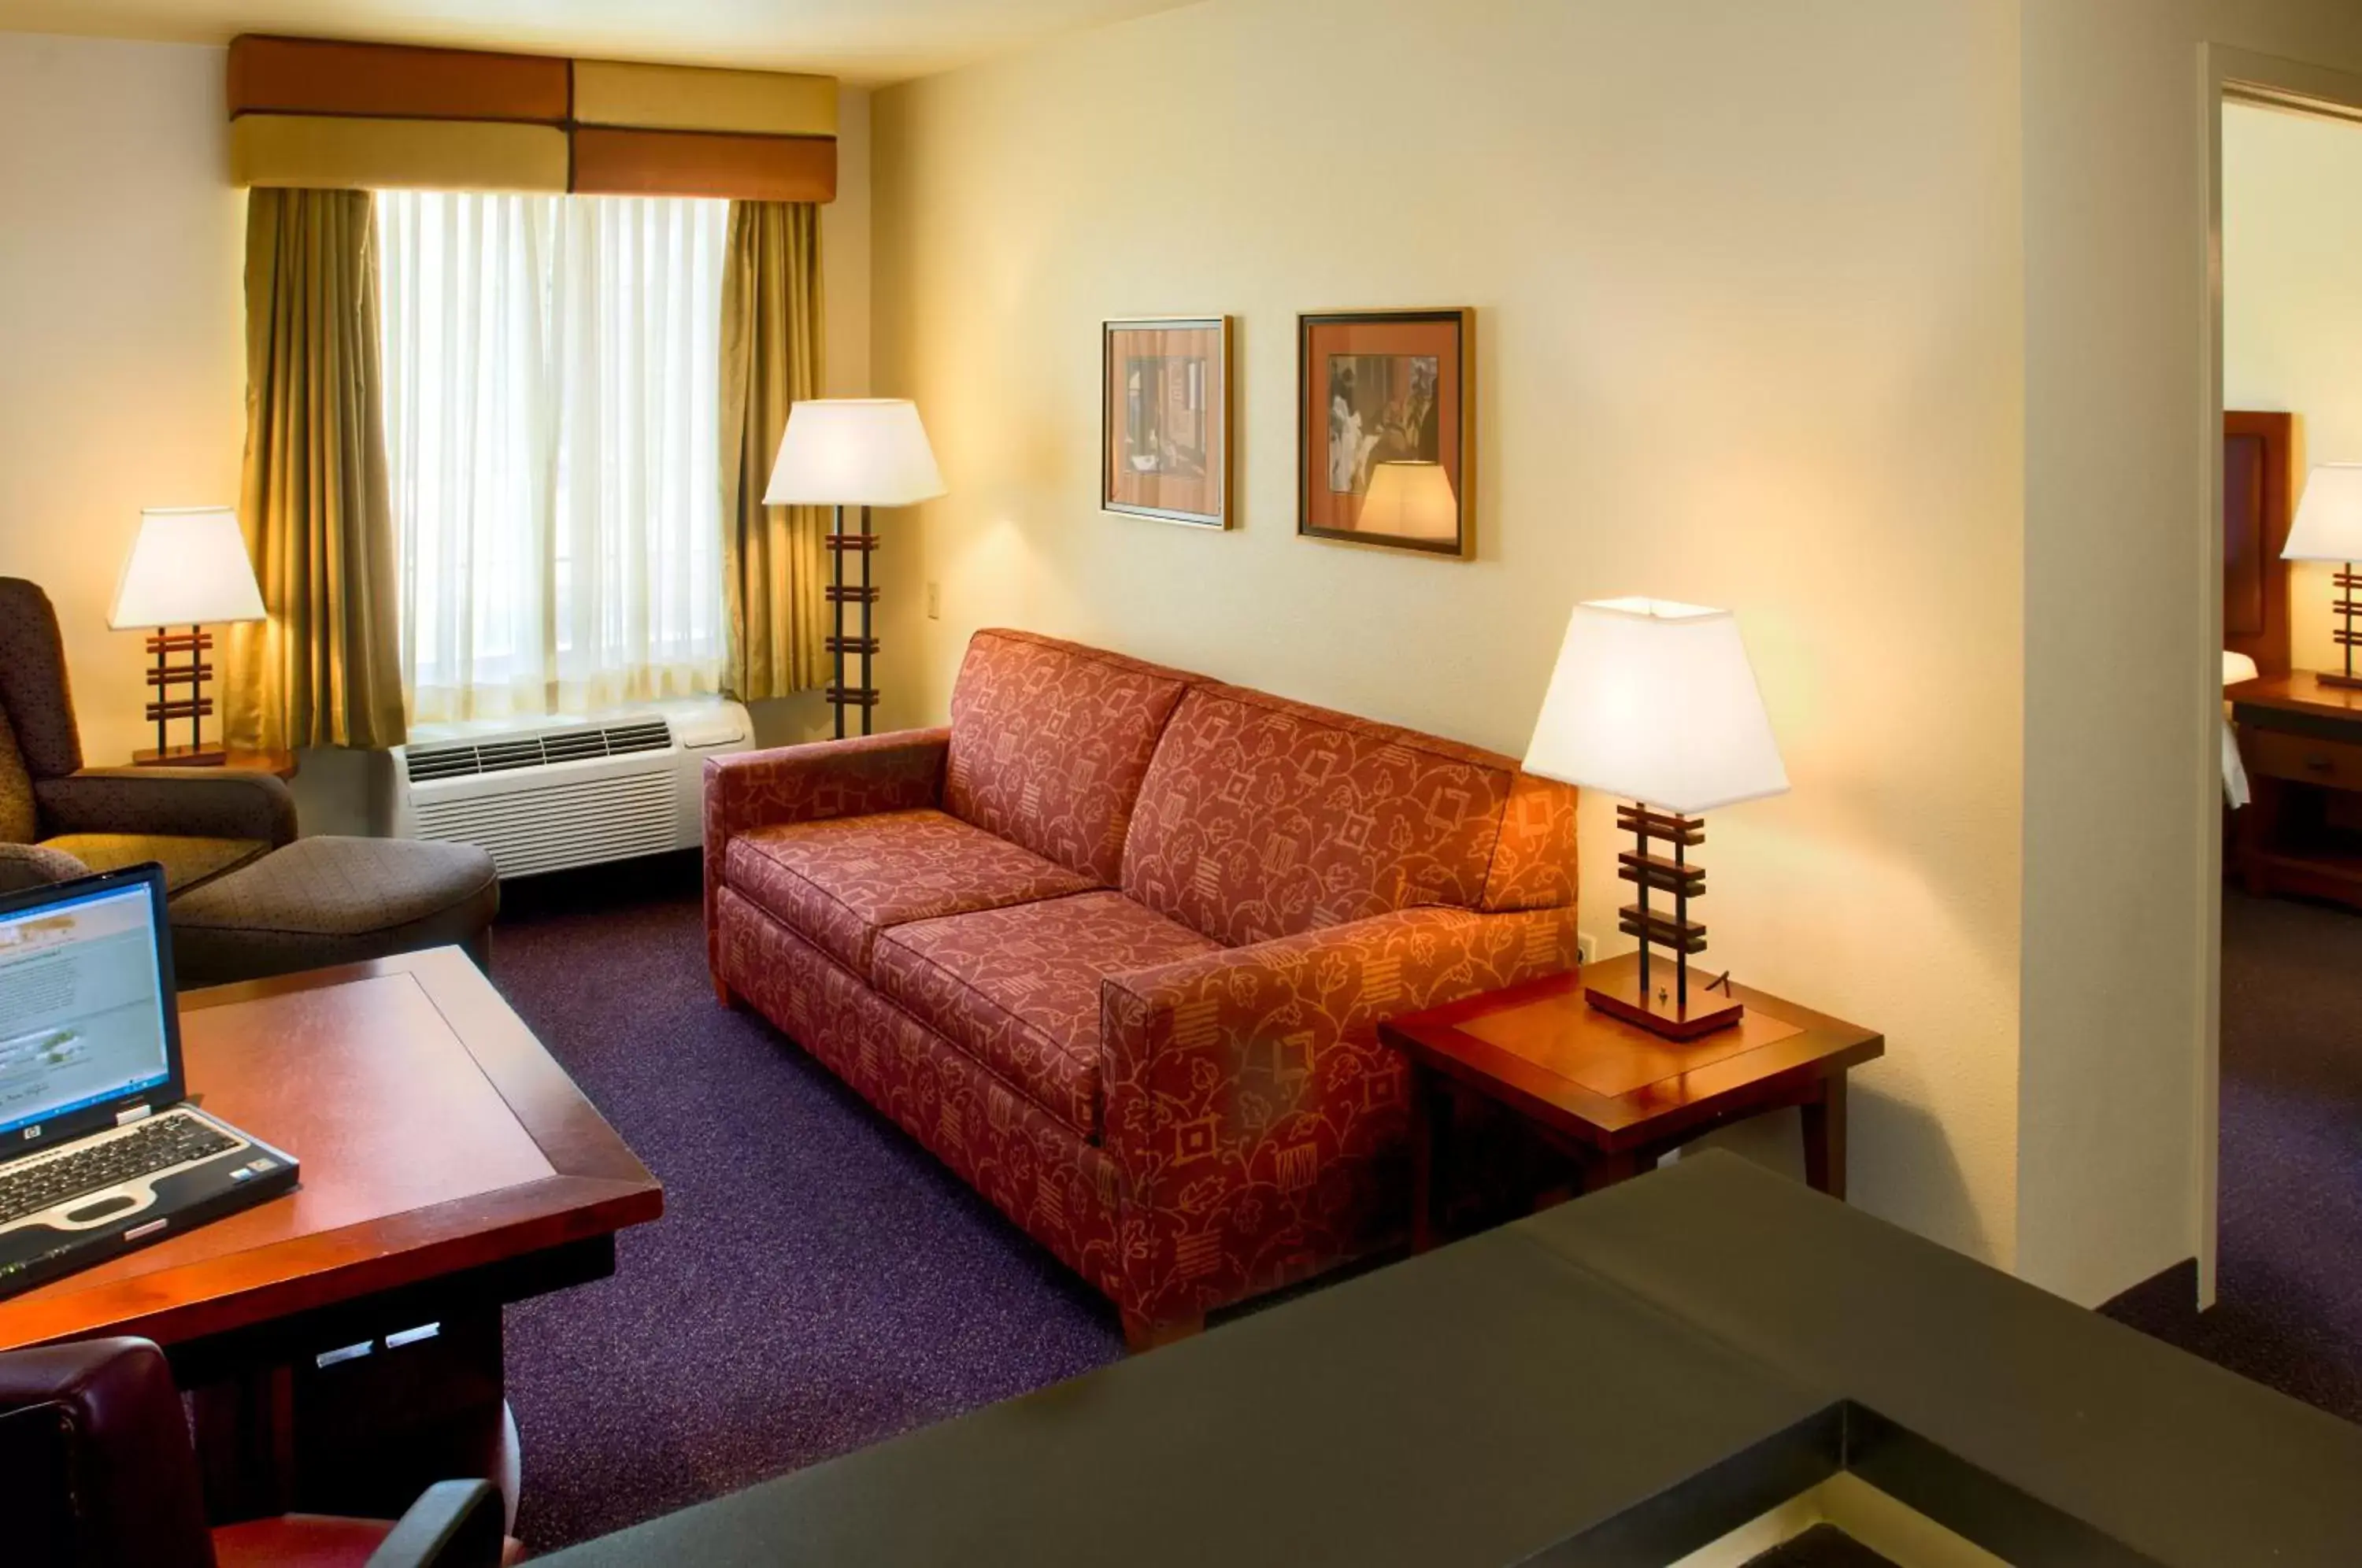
2225;410;2295;677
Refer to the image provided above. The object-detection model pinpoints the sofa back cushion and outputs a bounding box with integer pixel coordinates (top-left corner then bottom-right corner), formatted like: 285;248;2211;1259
1120;683;1525;947
0;706;35;844
943;630;1191;885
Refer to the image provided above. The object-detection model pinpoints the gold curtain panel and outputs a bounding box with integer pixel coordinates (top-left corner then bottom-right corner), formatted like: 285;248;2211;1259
228;35;837;202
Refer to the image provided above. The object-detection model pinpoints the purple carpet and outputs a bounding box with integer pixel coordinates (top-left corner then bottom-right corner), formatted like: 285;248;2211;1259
487;852;1123;1551
2104;888;2362;1420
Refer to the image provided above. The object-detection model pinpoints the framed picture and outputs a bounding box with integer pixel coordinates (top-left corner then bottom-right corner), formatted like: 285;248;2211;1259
1298;308;1474;557
1103;316;1233;528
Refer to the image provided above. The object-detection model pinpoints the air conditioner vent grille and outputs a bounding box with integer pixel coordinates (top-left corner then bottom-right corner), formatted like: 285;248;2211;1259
403;717;677;782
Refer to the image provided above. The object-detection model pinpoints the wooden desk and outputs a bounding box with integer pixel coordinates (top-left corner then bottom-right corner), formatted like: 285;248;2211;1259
1379;952;1883;1252
0;947;662;1522
2231;670;2362;909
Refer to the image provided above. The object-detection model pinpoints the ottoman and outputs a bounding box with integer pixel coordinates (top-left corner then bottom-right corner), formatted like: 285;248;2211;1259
168;835;500;989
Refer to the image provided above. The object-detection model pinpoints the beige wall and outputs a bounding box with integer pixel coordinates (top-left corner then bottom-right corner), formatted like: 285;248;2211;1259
0;31;873;813
0;34;246;775
2016;0;2362;1307
874;0;2027;1263
2223;98;2362;671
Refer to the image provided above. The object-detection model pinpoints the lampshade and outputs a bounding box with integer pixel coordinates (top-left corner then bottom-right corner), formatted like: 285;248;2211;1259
1523;597;1789;815
2284;463;2362;562
763;398;946;507
109;507;266;629
1357;460;1457;540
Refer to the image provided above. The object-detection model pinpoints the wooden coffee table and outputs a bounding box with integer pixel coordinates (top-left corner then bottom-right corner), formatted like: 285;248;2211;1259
1381;952;1881;1252
0;946;661;1522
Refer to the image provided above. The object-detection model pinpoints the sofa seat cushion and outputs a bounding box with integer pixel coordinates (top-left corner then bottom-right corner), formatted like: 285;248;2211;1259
873;891;1221;1138
40;832;269;894
726;808;1096;974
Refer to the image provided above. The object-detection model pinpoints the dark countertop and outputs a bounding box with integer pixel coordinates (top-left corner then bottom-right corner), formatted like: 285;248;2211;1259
546;1152;2362;1566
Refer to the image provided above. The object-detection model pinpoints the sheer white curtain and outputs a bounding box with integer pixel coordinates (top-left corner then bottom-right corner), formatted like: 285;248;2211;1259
379;190;728;723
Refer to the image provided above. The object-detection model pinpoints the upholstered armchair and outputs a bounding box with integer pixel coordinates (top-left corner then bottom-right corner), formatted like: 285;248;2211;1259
0;578;294;894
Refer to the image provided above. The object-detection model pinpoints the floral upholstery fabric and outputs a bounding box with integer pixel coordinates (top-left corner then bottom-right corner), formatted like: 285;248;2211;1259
873;892;1221;1139
702;727;950;984
1481;769;1581;912
724;809;1094;974
702;631;1583;1329
942;631;1190;884
717;886;1129;1301
1101;901;1582;1324
1120;685;1520;947
0;579;84;781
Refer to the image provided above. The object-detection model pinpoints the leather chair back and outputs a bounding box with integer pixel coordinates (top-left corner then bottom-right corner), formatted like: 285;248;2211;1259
0;1337;217;1568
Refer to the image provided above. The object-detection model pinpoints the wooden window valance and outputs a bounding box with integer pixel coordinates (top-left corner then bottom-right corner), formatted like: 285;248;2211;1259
227;35;838;202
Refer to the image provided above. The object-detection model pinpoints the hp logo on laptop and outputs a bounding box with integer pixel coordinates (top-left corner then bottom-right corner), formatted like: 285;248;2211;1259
20;1126;39;1141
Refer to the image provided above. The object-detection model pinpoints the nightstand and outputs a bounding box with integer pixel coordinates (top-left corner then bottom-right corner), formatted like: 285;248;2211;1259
2231;670;2362;910
1379;952;1884;1252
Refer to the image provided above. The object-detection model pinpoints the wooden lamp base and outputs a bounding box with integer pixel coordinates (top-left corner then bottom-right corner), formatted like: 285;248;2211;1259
1583;967;1743;1041
1584;800;1746;1041
2324;566;2362;688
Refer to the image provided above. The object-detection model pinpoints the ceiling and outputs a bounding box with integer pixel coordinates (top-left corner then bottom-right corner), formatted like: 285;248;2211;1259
0;0;1199;83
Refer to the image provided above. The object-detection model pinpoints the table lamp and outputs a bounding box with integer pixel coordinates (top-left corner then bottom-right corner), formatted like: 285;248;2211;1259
2282;462;2362;690
1357;460;1458;541
109;506;267;767
764;399;946;738
1523;597;1789;1040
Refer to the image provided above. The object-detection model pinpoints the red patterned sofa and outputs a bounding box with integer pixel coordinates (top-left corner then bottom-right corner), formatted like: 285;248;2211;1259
704;630;1579;1346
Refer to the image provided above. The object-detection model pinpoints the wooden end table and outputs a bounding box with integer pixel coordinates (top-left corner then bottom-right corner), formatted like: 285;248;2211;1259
2230;670;2362;910
0;946;662;1524
128;746;300;779
1380;952;1883;1252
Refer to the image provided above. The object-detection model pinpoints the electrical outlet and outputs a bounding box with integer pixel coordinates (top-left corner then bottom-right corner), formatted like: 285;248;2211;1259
925;581;942;619
1576;932;1599;965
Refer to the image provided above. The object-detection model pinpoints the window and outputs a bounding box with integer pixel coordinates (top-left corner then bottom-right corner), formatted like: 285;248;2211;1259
378;190;728;723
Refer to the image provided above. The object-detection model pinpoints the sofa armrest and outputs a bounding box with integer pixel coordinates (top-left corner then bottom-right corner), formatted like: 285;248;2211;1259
1099;902;1579;1320
702;727;950;986
35;768;297;849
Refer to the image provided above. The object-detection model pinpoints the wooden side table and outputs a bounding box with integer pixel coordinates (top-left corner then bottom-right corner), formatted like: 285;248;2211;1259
1380;952;1883;1252
129;747;300;779
2231;670;2362;910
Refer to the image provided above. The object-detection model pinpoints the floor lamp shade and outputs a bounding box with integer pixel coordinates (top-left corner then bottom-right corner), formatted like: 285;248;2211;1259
1523;597;1787;815
109;507;265;630
763;398;946;507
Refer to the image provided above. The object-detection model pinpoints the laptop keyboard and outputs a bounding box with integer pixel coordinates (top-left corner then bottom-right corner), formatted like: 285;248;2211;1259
0;1113;239;1226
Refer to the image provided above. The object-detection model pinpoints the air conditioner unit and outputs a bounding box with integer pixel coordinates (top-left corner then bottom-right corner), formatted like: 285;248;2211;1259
387;698;757;878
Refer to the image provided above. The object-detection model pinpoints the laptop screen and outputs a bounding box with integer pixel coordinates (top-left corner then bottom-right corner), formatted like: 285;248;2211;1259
0;879;175;1141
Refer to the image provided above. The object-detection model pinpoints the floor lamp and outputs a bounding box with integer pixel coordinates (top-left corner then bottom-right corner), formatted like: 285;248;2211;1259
763;400;947;737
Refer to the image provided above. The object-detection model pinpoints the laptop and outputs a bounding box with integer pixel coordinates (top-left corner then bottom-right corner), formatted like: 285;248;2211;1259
0;863;298;1300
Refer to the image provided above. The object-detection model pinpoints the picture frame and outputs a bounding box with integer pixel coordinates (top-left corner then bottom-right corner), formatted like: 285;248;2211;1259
1297;308;1475;558
1102;316;1234;528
